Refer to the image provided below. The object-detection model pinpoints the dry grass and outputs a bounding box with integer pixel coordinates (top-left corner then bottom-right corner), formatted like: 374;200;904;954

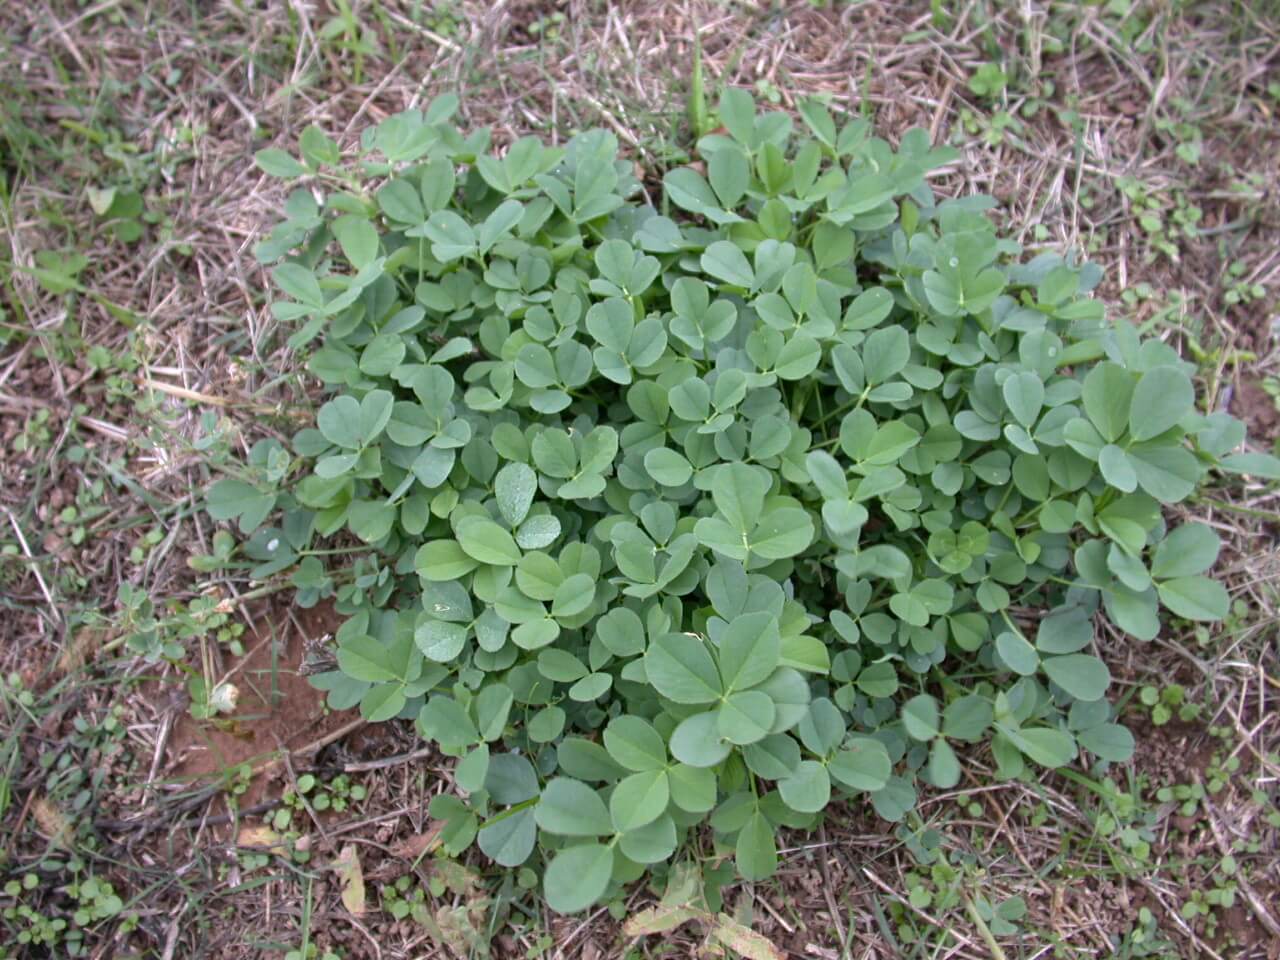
1;1;1278;958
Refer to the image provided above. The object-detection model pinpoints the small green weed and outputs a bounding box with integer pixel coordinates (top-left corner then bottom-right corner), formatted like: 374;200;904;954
1;868;135;957
1137;683;1201;727
967;62;1009;99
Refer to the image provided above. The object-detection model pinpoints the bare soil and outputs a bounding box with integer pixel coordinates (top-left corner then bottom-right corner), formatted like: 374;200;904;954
166;601;352;808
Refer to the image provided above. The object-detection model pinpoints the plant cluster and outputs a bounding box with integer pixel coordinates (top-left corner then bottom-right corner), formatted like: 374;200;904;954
209;89;1279;913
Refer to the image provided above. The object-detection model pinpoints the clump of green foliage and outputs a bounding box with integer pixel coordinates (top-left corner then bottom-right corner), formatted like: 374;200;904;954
207;90;1280;914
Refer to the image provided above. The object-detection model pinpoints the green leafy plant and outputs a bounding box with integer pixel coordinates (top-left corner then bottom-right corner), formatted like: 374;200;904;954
210;88;1280;915
1137;682;1200;726
967;62;1009;99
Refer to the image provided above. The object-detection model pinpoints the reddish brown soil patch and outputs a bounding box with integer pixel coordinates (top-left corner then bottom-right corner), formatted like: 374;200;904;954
1232;378;1280;445
165;600;349;806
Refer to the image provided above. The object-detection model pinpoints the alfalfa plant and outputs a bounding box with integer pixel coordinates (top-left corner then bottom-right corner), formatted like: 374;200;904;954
206;89;1279;913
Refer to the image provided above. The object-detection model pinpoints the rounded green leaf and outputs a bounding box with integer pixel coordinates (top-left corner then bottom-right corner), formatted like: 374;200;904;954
1082;362;1134;442
1129;366;1194;441
829;737;891;792
900;694;939;741
778;760;830;814
543;843;613;914
609;769;670;832
604;715;668;772
644;633;722;704
717;691;776;746
774;334;821;380
669;763;717;813
415;620;467;662
486;753;539;804
568;672;612;702
1157;576;1229;621
1152;524;1220;579
996;631;1040;675
1004;726;1076;768
536;778;613;836
701;240;754;289
477;809;536;867
644;447;693;486
317;395;363;450
1036;606;1093;654
552;573;596;619
1098;444;1137;492
1077;723;1135;762
718;612;781;693
669;710;732;768
495;462;537;526
1042;654;1111;701
456;517;522;566
596;607;646;658
926;738;961;788
619;813;678;864
1002;371;1044;428
735;812;778;881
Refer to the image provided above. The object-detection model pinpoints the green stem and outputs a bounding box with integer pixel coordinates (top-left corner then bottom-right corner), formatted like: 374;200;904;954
478;796;538;830
1196;497;1280;522
813;386;870;430
963;894;1009;960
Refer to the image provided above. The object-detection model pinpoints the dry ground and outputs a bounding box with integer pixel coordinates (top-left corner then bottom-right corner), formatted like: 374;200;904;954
1;1;1278;958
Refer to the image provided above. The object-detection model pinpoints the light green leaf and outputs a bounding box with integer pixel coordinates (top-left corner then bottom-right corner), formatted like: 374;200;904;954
1128;444;1200;503
996;631;1039;675
495;462;538;526
774;334;821;380
712;463;770;532
644;447;693;487
1078;723;1135;762
333;215;379;269
1002;371;1044;428
544;843;613;913
1219;452;1280;479
536;779;612;836
735;812;777;881
1042;654;1111;701
718;612;781;693
717;691;776;745
1082;362;1133;442
415;620;467;662
828;737;890;791
477;808;536;867
701;240;754;289
551;573;595;619
644;633;722;704
596;607;646;658
604;715;668;772
415;540;479;581
1035;607;1093;654
1157;576;1229;621
669;710;732;768
900;694;939;741
610;769;669;832
1152;524;1220;579
927;739;961;788
1003;726;1076;768
456;517;522;566
1098;444;1137;492
1129;366;1194;441
862;326;909;385
778;760;830;814
255;147;307;178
